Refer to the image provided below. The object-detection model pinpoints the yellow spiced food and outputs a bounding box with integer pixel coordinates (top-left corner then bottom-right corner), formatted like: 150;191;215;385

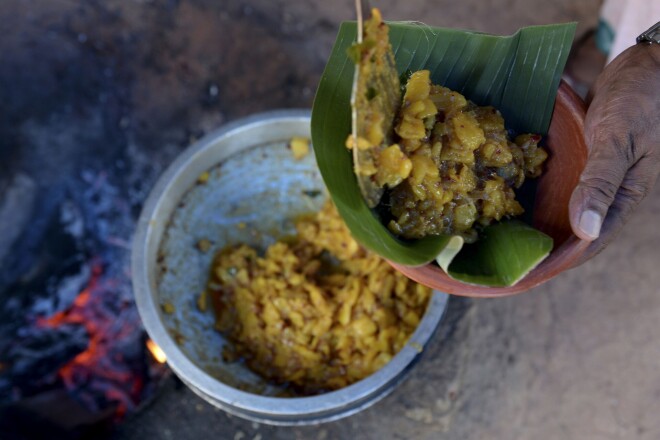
207;201;431;393
383;70;548;242
346;11;548;243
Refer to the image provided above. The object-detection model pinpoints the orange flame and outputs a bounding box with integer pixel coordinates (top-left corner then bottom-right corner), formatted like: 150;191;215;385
146;339;167;364
36;263;142;418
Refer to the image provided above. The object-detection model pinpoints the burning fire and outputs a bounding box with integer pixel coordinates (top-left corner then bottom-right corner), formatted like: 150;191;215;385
146;339;167;364
36;262;147;418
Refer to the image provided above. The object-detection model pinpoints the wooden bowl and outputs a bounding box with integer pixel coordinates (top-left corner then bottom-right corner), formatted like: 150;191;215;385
391;81;590;297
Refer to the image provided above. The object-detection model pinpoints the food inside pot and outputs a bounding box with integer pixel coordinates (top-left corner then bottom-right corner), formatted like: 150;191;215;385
206;201;431;394
347;9;547;243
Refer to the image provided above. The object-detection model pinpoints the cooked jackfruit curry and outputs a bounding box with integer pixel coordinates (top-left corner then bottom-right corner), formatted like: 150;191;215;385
206;201;431;393
346;9;547;243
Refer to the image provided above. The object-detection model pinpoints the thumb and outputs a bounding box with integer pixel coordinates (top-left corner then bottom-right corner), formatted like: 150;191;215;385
569;140;630;242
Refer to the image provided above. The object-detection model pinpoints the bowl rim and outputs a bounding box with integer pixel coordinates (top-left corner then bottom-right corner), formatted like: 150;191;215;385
131;109;449;425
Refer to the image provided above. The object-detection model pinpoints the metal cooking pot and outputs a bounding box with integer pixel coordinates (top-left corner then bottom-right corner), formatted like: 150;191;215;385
131;109;448;425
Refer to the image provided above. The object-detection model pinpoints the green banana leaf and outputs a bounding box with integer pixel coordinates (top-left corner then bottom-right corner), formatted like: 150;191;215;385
311;21;575;286
446;220;554;286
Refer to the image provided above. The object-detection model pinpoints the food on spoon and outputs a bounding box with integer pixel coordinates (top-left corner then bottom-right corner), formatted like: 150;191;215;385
346;9;547;243
345;8;402;208
206;201;431;393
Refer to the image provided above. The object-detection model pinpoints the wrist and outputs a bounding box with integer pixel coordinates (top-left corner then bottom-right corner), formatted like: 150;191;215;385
637;43;660;69
624;42;660;72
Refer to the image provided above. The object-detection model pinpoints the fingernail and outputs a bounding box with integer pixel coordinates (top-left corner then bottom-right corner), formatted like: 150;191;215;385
579;210;602;240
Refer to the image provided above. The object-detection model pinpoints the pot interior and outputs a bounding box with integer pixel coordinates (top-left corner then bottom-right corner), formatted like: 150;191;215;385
157;138;327;395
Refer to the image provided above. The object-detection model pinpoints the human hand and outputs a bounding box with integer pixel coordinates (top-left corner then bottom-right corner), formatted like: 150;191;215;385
569;43;660;264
